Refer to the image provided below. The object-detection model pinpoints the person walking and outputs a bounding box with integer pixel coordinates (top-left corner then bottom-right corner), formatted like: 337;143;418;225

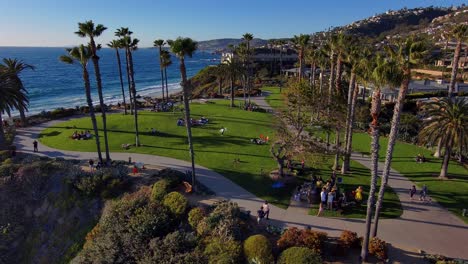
262;201;270;220
409;185;417;200
256;206;265;224
317;187;327;216
33;140;38;152
88;159;95;172
327;190;335;210
420;185;428;201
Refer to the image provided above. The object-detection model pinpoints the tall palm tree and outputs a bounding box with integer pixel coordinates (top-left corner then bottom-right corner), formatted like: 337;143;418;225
0;66;29;149
153;39;166;102
118;28;141;146
361;55;395;261
161;50;172;100
169;37;198;189
448;24;468;97
334;33;350;97
242;33;254;103
116;28;134;115
315;48;329;95
235;43;249;105
107;40;128;115
292;34;311;81
372;37;428;238
0;58;33;126
59;45;102;162
276;39;286;73
419;98;468;178
306;45;318;87
214;64;228;96
75;20;111;164
226;59;242;107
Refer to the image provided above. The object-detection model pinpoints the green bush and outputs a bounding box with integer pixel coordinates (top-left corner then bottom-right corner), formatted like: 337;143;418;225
163;192;188;216
0;163;20;177
70;165;127;198
158;168;184;188
0;150;10;162
204;238;241;264
188;207;205;229
278;247;322;264
151;179;169;201
243;234;274;264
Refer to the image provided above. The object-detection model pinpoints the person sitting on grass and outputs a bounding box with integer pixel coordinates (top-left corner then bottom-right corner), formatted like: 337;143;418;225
177;118;185;126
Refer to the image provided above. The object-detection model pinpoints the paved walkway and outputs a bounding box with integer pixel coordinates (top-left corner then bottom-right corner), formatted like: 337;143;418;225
14;96;468;260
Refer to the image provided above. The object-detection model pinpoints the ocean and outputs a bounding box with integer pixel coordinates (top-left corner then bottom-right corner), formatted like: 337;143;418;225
0;47;220;116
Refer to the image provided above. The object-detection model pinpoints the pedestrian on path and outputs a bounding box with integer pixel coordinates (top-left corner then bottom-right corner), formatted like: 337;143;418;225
33;140;38;152
257;207;265;224
262;201;270;220
410;185;417;200
88;159;94;172
420;185;428;201
317;187;327;216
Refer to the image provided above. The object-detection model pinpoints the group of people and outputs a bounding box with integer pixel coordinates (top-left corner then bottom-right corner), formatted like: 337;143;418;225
72;130;92;140
243;103;258;111
177;117;209;127
250;134;269;145
152;101;173;112
256;201;270;223
410;184;429;201
415;153;427;163
88;159;103;171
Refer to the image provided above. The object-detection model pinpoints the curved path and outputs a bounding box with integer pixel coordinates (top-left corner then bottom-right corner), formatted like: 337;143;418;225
14;99;468;260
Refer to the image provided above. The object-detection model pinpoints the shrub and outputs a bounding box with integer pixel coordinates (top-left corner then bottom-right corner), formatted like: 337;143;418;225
277;227;327;254
188;207;205;229
0;150;10;162
278;247;322;264
243;234;274;264
196;219;210;237
0;163;20;177
151;179;169;201
338;230;359;250
163;192;188;216
204;238;241;264
158;168;184;188
368;237;388;260
70;165;127;198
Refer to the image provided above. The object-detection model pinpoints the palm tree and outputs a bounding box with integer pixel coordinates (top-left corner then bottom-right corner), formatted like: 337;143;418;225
0;58;33;126
333;33;350;97
0;66;29;149
419;98;468;178
235;43;249;105
161;50;172;100
75;20;111;164
242;33;254;103
292;34;311;81
226;59;242;107
276;39;286;73
448;24;468;97
118;28;141;146
213;64;227;96
361;55;395;261
169;37;198;189
59;45;102;162
306;45;318;87
372;37;428;238
153;39;166;102
107;40;128;115
116;28;134;115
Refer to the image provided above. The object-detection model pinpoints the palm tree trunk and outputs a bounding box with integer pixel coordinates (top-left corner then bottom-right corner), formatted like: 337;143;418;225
439;137;452;179
434;138;443;158
218;78;223;95
333;128;341;170
230;77;235;107
179;57;196;189
158;47;165;102
319;71;323;95
335;56;343;97
127;50;140;146
361;89;381;262
342;71;356;173
362;85;366;101
19;107;27;126
298;49;303;81
90;41;111;164
0;113;7;150
242;75;247;105
448;41;461;97
115;48;128;115
328;52;335;103
124;49;134;115
311;62;316;87
165;67;169;99
83;66;103;163
372;75;410;237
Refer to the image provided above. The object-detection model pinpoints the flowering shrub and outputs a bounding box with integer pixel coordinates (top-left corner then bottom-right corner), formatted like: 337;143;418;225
277;227;327;254
338;230;359;249
368;237;388;260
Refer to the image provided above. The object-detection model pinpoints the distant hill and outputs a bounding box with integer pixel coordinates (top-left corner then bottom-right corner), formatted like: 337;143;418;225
197;38;268;51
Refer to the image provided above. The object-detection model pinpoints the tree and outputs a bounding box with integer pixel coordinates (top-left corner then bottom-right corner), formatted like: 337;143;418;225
372;37;428;238
306;45;318;87
117;28;141;146
161;50;172;100
153;39;166;102
59;45;102;161
419;98;468;178
0;66;29;149
361;55;398;261
169;37;198;189
116;28;134;115
292;34;311;81
213;64;227;96
333;32;351;98
0;58;33;126
226;59;242;107
75;20;111;164
448;24;468;97
107;40;128;115
242;33;254;103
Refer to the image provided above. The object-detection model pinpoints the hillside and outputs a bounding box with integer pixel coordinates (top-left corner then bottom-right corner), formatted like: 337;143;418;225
197;38;268;51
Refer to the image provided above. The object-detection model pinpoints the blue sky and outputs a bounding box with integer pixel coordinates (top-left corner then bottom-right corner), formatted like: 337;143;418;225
0;0;465;47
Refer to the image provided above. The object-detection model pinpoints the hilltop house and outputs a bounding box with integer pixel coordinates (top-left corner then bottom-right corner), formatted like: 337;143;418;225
221;47;298;64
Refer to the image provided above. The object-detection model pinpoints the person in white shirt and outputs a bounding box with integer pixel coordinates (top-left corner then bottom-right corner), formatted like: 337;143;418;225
262;201;270;220
327;191;335;210
317;187;327;216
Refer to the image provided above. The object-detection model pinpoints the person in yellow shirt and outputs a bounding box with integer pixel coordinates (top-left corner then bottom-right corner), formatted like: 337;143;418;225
355;186;363;203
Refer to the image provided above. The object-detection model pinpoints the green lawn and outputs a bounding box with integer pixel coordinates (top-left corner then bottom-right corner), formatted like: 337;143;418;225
40;100;296;208
262;86;286;111
307;158;402;219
